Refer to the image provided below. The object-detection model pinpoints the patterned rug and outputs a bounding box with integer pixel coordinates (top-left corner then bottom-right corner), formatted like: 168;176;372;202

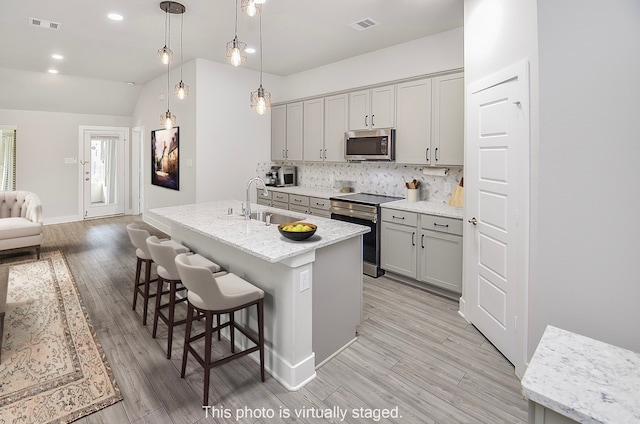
0;251;122;423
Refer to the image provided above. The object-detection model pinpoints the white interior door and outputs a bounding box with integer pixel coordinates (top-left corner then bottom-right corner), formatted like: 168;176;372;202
82;128;127;219
462;61;529;374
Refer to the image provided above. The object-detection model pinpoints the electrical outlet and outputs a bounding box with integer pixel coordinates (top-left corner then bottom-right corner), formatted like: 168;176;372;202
299;270;310;292
444;182;452;193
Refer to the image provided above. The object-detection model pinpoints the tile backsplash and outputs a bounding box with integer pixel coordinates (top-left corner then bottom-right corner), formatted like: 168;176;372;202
256;162;463;204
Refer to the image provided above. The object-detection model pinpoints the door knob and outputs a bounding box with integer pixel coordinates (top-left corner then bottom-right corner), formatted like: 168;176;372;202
85;177;90;181
468;217;478;225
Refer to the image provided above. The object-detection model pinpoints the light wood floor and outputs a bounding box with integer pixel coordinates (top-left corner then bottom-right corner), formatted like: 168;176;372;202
8;215;527;423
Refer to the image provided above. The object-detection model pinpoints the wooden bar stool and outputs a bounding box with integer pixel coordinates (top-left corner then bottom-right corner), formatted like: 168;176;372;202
126;223;189;325
146;236;222;359
175;253;265;406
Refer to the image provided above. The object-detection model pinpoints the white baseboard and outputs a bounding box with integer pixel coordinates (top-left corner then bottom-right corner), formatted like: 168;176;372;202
43;215;83;225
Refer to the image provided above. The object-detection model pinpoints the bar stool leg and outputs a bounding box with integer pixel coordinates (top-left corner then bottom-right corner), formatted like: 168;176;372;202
230;311;235;353
204;310;213;406
133;257;142;311
152;277;164;339
181;304;194;378
166;281;177;359
142;259;152;325
258;299;265;382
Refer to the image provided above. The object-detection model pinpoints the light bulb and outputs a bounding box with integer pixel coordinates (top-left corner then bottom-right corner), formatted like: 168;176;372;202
158;46;173;65
246;2;257;17
230;47;242;67
175;81;189;99
177;87;186;100
254;0;265;4
165;116;173;130
256;96;267;115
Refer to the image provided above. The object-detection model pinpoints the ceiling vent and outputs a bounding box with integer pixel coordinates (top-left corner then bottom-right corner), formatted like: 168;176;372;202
29;17;62;30
348;17;380;32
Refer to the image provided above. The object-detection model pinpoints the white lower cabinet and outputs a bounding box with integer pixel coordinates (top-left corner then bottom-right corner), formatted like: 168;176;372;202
381;209;462;294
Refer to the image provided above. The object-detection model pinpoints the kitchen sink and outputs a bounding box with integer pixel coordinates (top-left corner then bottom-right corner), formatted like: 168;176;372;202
250;211;302;225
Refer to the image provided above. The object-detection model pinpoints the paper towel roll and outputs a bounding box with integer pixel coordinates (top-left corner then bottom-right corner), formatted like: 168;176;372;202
422;167;449;176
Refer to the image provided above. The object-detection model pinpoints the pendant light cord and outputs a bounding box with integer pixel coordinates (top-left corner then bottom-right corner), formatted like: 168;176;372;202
180;12;184;80
259;13;263;86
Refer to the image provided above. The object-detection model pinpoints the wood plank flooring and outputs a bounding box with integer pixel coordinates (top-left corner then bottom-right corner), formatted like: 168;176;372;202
6;215;527;423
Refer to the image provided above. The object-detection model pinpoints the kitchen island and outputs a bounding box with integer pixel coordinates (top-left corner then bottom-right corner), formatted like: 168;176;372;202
148;200;370;390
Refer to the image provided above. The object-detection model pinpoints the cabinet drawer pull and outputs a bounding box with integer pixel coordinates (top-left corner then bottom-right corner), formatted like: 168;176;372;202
421;234;425;248
315;202;325;207
433;223;449;228
411;232;415;246
294;199;302;203
392;215;405;220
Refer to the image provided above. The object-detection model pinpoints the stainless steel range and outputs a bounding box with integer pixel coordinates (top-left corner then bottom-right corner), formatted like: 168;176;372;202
330;193;402;277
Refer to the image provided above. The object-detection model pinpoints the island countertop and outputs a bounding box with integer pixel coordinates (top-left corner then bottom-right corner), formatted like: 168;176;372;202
148;200;370;264
521;325;640;424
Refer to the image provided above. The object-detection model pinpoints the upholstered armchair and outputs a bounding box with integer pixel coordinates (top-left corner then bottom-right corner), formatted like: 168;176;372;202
0;191;43;259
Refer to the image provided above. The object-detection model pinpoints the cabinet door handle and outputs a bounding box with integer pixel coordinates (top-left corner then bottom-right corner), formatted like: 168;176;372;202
320;148;323;159
426;148;430;163
392;215;405;220
365;115;368;127
282;149;285;158
435;147;439;162
324;148;327;159
421;234;425;248
411;232;415;246
286;149;289;158
371;114;375;127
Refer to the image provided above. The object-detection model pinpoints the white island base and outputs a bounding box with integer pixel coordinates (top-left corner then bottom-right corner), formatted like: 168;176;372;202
170;224;363;391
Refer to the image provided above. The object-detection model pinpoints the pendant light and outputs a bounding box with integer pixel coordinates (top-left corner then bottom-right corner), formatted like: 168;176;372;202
174;11;189;99
158;2;185;129
158;4;173;64
227;0;247;67
241;0;260;17
250;13;271;115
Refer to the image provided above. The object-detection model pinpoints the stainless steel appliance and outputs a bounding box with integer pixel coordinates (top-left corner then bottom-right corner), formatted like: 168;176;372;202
266;165;297;187
330;193;401;277
344;128;395;161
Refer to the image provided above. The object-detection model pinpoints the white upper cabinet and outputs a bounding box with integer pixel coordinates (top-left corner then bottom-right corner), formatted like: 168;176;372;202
270;102;304;161
395;78;433;164
323;94;349;162
271;104;287;161
395;72;464;166
348;85;395;130
431;73;464;166
303;98;325;162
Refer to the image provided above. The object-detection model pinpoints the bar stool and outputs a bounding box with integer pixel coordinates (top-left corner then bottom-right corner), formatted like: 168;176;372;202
146;236;222;359
175;253;265;405
126;223;189;325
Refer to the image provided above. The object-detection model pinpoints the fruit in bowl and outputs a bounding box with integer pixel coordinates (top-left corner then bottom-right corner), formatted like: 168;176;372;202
278;222;317;241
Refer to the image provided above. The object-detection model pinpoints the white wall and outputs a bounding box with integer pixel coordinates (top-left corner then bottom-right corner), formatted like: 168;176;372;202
280;27;464;102
0;108;130;222
132;60;198;212
0;67;140;116
534;0;640;353
195;58;278;204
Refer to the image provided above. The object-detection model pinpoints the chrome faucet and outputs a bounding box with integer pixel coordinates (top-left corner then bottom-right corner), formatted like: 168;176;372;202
245;176;269;220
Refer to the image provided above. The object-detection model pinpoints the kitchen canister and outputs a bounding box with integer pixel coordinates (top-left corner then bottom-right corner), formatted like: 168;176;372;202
407;188;419;202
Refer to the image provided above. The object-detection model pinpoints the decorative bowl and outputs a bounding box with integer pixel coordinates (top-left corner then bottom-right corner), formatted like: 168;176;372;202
278;222;317;241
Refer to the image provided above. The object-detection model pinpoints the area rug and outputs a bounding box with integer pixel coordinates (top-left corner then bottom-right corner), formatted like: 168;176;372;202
0;251;122;423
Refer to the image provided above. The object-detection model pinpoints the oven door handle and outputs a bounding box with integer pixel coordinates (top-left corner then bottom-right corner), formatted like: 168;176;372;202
330;208;377;223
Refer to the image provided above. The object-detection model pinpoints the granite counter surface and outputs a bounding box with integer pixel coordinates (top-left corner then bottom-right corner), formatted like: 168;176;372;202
521;325;640;424
149;200;369;264
381;199;463;219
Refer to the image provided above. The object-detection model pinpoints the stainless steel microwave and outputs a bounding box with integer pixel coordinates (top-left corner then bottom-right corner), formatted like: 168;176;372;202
344;128;395;161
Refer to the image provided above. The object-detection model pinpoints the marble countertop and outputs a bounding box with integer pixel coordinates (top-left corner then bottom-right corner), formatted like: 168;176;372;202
381;199;463;219
148;200;370;264
521;325;640;424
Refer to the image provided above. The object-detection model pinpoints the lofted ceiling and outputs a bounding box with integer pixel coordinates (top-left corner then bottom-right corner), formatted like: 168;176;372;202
0;0;463;85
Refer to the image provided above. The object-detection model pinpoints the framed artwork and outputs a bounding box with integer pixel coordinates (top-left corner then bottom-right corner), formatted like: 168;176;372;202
151;127;179;190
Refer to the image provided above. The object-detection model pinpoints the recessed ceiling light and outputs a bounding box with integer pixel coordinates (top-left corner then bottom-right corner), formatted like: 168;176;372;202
108;13;123;21
51;54;64;60
245;47;256;54
125;82;136;86
48;69;58;74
